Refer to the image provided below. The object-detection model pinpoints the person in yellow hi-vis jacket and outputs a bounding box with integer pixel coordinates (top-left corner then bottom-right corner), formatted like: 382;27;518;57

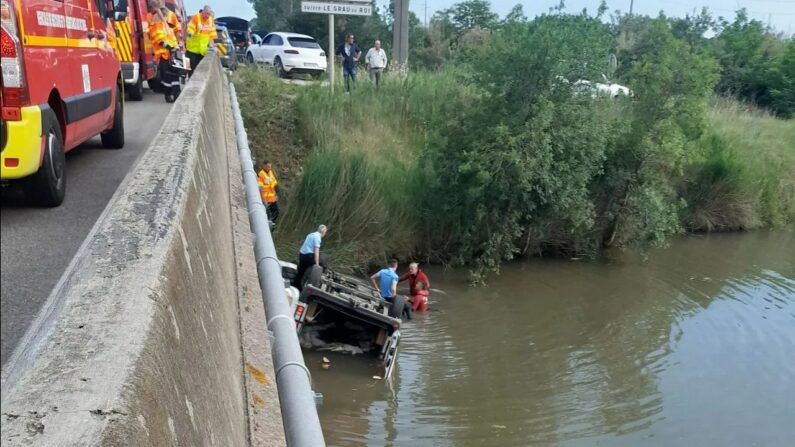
185;5;217;75
257;160;279;225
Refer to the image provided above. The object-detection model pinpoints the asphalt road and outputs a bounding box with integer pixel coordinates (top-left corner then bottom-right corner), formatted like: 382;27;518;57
0;89;172;366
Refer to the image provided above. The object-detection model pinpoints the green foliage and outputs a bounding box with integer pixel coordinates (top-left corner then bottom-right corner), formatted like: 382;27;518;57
236;6;793;282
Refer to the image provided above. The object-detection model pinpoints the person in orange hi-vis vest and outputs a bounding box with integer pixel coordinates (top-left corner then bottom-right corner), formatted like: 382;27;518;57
258;161;279;225
185;5;217;76
147;1;180;102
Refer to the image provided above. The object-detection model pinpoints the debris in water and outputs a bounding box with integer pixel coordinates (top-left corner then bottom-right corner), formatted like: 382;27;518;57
318;343;364;355
571;257;582;261
321;363;330;370
372;375;382;380
492;425;507;429
322;356;331;364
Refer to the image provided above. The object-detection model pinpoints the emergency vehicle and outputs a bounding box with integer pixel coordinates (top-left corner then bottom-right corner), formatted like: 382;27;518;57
113;0;185;99
1;0;128;207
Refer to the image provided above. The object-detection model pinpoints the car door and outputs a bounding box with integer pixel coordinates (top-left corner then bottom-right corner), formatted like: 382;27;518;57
267;34;283;64
250;33;267;62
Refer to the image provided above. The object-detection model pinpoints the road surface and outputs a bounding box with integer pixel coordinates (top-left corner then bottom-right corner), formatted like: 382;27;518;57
1;89;172;366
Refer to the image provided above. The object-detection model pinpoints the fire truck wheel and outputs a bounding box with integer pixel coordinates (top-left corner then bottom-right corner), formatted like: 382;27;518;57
101;85;125;149
23;110;65;207
128;74;144;101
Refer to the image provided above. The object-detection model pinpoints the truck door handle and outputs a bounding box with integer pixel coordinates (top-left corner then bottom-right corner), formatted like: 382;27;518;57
97;32;105;40
87;31;96;39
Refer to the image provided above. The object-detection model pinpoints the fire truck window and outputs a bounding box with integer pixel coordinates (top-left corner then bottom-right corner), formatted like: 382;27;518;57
94;0;107;18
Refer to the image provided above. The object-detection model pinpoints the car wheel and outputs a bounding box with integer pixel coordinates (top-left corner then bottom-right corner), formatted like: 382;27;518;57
307;265;323;288
388;296;406;319
101;84;125;149
23;109;66;207
128;73;144;101
274;57;287;78
310;72;321;80
246;52;254;64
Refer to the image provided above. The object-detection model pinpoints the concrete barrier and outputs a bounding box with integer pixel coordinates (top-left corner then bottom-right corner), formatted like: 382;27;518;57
0;55;285;445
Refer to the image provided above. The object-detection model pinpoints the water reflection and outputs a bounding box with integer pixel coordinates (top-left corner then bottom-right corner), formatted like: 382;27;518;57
309;231;795;446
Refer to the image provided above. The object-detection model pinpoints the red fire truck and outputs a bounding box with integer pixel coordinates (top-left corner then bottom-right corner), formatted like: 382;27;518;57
113;0;185;99
1;0;128;206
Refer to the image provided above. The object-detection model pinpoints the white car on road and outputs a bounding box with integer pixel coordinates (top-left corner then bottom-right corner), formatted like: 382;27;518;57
246;32;327;79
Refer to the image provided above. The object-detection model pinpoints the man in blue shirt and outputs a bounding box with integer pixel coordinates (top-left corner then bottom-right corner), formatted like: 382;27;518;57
293;225;328;290
370;259;412;320
335;33;361;94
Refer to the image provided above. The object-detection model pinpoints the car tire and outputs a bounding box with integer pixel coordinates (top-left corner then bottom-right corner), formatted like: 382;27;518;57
311;72;321;80
128;73;144;101
388;296;406;319
101;85;125;149
307;265;323;288
246;52;254;64
274;57;287;78
23;109;66;207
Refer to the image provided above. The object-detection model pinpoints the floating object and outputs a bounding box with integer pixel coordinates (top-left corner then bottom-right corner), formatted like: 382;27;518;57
322;356;330;364
321;364;330;370
492;425;507;429
372;375;382;380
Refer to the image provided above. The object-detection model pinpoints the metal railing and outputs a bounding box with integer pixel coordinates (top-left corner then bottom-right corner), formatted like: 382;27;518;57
229;83;326;447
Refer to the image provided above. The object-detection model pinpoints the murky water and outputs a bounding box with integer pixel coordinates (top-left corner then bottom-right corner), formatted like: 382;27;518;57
306;231;795;446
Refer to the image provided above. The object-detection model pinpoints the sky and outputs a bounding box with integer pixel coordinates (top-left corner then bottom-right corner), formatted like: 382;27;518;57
185;0;795;35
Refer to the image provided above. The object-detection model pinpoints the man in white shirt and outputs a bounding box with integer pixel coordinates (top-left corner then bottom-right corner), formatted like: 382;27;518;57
365;40;388;87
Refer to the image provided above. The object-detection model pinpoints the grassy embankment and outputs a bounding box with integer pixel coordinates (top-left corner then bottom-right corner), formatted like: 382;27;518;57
234;67;794;274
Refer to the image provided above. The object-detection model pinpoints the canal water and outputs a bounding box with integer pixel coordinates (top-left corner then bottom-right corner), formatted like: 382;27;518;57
304;231;795;446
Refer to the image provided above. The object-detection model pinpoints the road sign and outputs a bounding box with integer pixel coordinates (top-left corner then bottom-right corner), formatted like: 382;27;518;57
301;1;373;16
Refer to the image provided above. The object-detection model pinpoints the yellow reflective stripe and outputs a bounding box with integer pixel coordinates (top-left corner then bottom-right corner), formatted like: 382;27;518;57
114;20;133;61
24;35;98;48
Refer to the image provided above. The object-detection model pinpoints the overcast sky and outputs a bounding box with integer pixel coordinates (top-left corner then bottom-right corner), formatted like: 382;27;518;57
185;0;795;35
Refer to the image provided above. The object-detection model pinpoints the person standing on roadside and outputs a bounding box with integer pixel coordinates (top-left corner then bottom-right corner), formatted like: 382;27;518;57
185;5;217;75
365;40;388;87
335;34;361;94
293;225;328;290
147;1;180;102
257;161;279;225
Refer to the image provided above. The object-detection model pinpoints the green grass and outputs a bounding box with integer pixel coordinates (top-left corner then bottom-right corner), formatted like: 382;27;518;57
684;98;795;231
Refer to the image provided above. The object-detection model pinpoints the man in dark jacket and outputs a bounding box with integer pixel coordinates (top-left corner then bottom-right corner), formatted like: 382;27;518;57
335;33;361;94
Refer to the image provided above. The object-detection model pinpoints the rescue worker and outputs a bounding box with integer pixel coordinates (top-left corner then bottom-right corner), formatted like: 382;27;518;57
257;161;279;225
185;5;217;75
293;225;328;290
148;2;180;102
399;262;430;297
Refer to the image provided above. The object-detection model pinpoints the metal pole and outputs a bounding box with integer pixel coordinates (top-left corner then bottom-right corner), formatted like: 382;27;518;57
400;0;409;67
329;14;335;91
229;83;327;447
392;0;401;66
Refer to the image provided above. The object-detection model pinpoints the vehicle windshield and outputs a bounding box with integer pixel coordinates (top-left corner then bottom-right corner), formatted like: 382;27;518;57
229;30;247;44
288;37;321;49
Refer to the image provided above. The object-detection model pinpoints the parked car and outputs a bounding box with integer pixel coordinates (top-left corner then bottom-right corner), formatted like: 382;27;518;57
215;16;251;61
573;79;632;98
212;24;238;70
246;32;327;79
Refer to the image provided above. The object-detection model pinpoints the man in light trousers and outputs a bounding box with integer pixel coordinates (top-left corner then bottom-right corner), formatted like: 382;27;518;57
365;40;388;88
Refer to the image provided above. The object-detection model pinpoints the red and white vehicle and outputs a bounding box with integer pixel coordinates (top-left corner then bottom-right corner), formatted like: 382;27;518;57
1;0;127;206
